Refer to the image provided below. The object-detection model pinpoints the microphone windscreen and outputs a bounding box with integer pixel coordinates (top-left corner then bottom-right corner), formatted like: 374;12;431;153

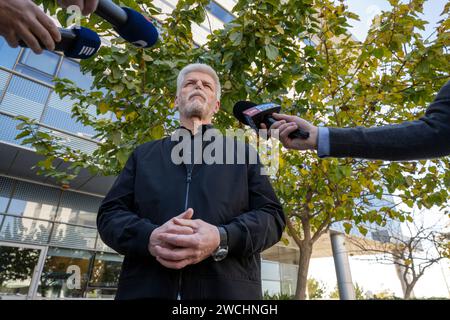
64;27;101;59
115;7;159;48
233;101;256;125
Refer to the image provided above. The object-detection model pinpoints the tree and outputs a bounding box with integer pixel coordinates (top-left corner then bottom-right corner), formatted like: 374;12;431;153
306;277;327;299
0;246;40;293
347;211;449;299
15;0;450;299
329;282;366;300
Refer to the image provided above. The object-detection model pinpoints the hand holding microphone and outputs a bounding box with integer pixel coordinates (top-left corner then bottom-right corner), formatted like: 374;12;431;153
233;101;318;151
19;26;101;59
261;113;319;151
0;0;61;54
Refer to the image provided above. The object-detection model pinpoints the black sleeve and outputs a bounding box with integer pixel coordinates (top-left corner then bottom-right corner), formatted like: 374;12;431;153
97;148;159;258
328;80;450;161
223;147;286;257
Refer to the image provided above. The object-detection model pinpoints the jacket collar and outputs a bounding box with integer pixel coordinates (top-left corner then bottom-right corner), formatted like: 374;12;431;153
176;123;215;137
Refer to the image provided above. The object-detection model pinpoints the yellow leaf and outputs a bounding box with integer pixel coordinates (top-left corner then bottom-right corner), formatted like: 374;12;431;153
275;25;284;34
99;102;109;114
125;111;138;121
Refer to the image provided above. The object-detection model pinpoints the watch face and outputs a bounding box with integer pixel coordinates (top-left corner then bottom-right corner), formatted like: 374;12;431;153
213;248;228;261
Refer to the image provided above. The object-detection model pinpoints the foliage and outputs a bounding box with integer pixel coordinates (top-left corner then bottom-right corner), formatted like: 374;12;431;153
263;290;294;300
307;277;327;299
329;282;366;300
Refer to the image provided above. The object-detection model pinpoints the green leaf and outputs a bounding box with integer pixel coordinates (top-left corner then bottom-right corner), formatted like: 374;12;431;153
116;149;129;167
343;222;353;234
264;44;279;60
15;130;31;140
229;32;242;46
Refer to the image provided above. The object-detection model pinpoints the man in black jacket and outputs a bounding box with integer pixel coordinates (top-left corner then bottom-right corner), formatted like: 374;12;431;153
262;80;450;161
97;63;285;300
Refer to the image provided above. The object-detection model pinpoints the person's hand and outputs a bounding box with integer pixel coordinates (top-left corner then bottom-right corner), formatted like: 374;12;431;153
149;208;195;259
153;213;220;270
261;113;319;151
58;0;99;16
0;0;61;54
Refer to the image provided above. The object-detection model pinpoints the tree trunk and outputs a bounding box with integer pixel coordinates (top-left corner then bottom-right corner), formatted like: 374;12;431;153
295;242;313;300
404;278;418;299
404;286;413;299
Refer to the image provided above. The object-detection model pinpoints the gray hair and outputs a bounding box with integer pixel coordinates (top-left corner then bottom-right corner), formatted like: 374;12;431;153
176;63;221;100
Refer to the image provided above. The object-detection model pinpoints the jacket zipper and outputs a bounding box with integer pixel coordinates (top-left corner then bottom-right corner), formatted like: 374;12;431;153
177;164;194;300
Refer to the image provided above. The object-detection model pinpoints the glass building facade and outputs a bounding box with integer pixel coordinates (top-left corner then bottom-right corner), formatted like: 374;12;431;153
0;36;121;299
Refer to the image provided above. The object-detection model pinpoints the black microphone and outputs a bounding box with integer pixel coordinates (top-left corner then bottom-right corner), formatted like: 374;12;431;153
95;0;158;48
19;27;101;59
233;101;310;139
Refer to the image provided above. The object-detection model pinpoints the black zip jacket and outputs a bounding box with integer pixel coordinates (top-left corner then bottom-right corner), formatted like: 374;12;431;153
97;125;285;299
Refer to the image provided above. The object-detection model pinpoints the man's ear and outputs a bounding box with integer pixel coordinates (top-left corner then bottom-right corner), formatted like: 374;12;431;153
174;96;179;111
213;100;221;114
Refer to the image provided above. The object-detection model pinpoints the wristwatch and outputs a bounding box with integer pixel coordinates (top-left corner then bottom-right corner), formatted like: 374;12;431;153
212;226;228;262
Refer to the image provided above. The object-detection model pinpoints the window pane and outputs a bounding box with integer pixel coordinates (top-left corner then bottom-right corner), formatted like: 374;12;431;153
0;114;28;146
206;1;235;23
0;245;41;298
262;280;281;296
85;287;116;299
7;180;60;220
0;75;50;119
38;247;93;298
0;176;14;213
57;58;93;91
18;49;59;76
261;260;280;281
56;191;102;227
0;216;51;244
89;253;123;287
0;69;11;104
0;37;21;69
50;223;97;249
280;263;298;296
42;92;96;136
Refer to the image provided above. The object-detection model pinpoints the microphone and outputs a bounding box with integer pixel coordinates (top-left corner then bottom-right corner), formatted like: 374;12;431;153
95;0;159;48
19;27;101;59
233;101;310;139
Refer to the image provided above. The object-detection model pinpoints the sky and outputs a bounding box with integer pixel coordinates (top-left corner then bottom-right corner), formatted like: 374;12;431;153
344;0;448;41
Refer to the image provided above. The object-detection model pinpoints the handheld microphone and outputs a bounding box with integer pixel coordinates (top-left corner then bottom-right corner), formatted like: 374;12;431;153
19;27;101;59
233;101;310;139
95;0;159;48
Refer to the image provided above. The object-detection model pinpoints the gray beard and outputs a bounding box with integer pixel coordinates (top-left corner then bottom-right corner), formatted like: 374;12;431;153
182;100;206;119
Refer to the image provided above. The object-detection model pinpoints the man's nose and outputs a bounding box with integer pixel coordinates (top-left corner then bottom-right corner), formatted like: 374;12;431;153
194;80;203;89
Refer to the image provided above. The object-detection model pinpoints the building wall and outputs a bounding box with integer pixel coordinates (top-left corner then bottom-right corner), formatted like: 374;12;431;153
0;175;121;299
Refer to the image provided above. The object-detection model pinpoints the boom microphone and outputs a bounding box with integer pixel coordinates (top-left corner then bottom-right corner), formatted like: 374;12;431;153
233;101;310;139
19;27;100;59
95;0;159;48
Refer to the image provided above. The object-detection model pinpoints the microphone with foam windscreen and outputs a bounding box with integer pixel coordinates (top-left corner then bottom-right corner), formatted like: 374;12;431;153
19;27;101;59
95;0;159;48
233;101;310;139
